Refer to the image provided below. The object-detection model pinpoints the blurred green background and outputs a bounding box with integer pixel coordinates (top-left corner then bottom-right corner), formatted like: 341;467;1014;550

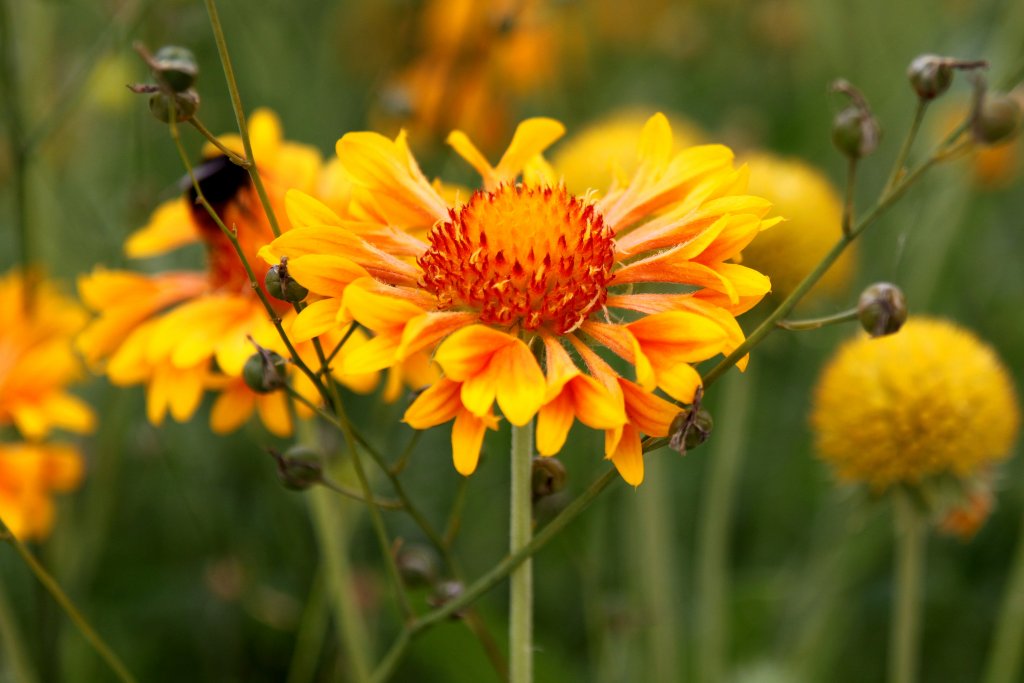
1;0;1023;681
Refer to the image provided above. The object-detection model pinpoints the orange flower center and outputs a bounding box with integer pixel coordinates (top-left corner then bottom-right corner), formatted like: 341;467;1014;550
419;184;615;334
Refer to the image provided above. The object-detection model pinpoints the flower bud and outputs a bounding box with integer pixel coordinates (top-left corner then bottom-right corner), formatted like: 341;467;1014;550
857;282;907;337
151;45;198;93
669;404;713;455
972;93;1022;145
396;544;439;588
242;349;287;393
531;456;567;502
907;55;953;101
265;261;308;303
271;446;323;490
428;580;466;619
148;89;200;123
832;105;880;159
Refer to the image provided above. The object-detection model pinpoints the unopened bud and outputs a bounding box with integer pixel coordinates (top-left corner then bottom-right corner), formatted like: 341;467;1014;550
669;405;713;455
531;456;567;502
428;580;466;619
832;105;880;159
857;282;907;337
973;93;1022;145
271;446;323;490
149;89;200;123
396;544;439;588
908;55;954;101
151;45;198;93
242;349;287;393
265;260;308;303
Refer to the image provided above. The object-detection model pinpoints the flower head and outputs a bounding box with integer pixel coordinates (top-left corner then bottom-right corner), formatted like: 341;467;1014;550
77;109;378;437
811;317;1019;492
261;114;777;484
739;152;856;300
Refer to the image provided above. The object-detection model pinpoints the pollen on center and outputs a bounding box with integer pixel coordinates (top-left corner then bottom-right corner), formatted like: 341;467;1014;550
419;183;616;334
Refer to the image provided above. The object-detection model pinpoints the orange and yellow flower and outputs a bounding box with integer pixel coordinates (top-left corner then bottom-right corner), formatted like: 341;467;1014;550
77;109;378;437
260;114;777;484
0;270;94;540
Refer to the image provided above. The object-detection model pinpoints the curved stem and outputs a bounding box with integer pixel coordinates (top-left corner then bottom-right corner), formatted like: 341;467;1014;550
202;0;282;237
0;520;137;683
884;100;928;196
890;492;926;683
509;421;535;683
776;307;859;331
187;117;250;167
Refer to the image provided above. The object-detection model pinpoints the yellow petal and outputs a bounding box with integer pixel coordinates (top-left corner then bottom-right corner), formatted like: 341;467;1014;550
493;118;566;186
404;378;462;429
451;410;494;476
620;379;680;438
210;384;255;434
167;364;206;422
569;375;627;430
447;130;494;181
341;335;401;374
610;425;644;486
491;341;546;426
287;254;370;297
291;298;343;342
258;391;292;437
536;392;575;456
342;279;425;333
125;199;199;258
285;189;344;228
433;325;515;382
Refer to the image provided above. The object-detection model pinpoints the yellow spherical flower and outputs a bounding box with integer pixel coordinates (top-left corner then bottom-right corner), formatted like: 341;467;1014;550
77;109;379;437
812;318;1020;492
259;114;778;485
0;270;95;439
551;108;704;195
0;443;83;541
739;152;856;300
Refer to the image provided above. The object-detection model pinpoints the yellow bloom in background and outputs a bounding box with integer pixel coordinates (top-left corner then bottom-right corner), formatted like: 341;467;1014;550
260;114;778;484
0;271;95;439
77;109;378;437
738;152;856;301
0;443;84;541
812;318;1019;492
550;108;705;195
0;270;93;540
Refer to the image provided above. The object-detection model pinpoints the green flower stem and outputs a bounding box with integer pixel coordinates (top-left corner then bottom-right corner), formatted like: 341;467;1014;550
775;307;859;331
884;99;929;196
0;574;39;683
286;568;329;683
371;467;620;683
0;0;34;305
187;116;250;167
167;121;331;407
982;494;1024;683
695;369;753;683
842;158;858;235
635;455;682;682
0;519;137;683
202;0;282;237
307;487;372;683
510;421;535;683
890;492;926;683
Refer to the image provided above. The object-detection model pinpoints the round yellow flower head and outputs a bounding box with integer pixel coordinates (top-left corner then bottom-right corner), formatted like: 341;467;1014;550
739;152;856;300
812;318;1020;492
550;108;704;195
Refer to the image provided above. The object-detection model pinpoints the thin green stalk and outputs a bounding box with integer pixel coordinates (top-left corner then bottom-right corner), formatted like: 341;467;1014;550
443;476;470;549
0;0;34;304
307;488;372;683
187;116;250;167
510;421;535;683
982;491;1024;683
635;455;682;683
884;99;929;195
0;520;136;683
842;158;858;235
890;492;926;683
202;0;283;237
695;370;753;683
286;568;329;683
0;575;39;683
371;467;620;683
776;307;859;331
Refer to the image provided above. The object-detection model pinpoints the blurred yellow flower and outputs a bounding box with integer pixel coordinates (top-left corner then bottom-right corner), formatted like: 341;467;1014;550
260;114;777;484
0;443;83;541
739;152;856;300
77;109;378;437
550;108;704;195
812;318;1019;492
0;271;95;439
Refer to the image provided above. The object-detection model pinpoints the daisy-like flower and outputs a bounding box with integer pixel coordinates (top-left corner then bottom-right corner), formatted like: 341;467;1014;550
812;317;1019;492
77;109;378;437
0;270;94;540
260;114;776;484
